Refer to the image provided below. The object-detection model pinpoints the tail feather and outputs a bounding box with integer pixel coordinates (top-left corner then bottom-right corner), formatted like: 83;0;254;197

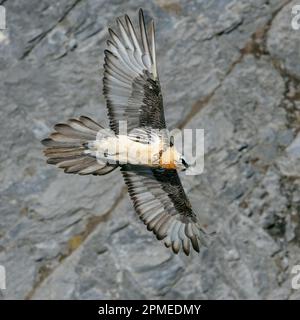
54;123;96;140
41;116;118;175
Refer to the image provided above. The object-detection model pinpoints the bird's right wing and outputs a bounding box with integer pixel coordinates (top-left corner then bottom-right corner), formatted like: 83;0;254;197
103;9;166;134
122;165;210;255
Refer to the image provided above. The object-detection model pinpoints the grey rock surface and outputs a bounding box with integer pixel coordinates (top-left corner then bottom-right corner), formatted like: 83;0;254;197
267;0;300;80
0;0;299;299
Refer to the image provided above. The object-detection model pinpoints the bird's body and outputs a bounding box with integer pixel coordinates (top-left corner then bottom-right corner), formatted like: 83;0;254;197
42;9;211;255
86;130;182;170
97;134;160;166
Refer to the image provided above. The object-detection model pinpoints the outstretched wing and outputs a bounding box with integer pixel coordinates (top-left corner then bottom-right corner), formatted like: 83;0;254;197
103;9;165;134
122;165;210;255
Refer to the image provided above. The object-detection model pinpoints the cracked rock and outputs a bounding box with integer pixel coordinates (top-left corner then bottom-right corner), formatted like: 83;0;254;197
0;0;299;300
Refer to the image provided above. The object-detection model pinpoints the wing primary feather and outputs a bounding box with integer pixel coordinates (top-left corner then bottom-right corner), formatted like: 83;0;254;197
154;215;171;240
139;9;151;63
149;20;157;79
164;236;172;248
185;223;194;238
147;212;167;231
139;9;152;70
115;17;145;70
170;221;181;244
108;28;142;74
105;49;137;78
156;217;174;240
104;55;132;81
182;238;190;256
172;239;180;254
106;41;140;75
108;28;120;47
125;14;142;56
117;17;134;51
178;224;190;256
190;235;200;253
105;67;130;86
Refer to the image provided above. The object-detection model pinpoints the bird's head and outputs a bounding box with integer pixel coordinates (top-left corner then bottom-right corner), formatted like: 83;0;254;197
178;155;190;171
159;147;189;171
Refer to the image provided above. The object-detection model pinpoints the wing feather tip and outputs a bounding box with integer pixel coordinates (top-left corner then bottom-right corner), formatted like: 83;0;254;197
171;240;180;254
41;138;52;146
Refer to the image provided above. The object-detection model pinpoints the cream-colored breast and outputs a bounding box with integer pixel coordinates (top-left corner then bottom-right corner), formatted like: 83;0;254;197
159;147;180;169
95;135;162;166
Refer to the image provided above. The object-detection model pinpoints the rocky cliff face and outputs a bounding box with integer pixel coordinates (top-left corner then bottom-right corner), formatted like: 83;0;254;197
0;0;299;299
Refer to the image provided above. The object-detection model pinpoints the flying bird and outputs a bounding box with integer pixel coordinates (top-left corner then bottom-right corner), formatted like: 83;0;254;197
42;9;210;255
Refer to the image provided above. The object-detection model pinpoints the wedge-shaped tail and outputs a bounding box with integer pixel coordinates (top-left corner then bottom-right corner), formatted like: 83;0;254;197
41;116;118;175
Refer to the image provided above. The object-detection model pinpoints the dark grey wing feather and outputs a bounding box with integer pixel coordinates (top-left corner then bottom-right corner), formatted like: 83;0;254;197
103;9;165;134
122;165;209;255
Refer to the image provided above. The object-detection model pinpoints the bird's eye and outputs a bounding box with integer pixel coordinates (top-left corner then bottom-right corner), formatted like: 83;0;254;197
181;158;189;168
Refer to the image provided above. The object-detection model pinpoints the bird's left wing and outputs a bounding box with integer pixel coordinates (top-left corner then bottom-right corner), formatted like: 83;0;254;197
103;9;165;134
122;165;210;255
